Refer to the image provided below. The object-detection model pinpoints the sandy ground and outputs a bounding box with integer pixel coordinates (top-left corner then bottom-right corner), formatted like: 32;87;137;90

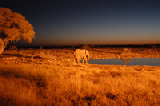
1;48;160;65
1;48;160;80
1;48;160;105
1;48;160;77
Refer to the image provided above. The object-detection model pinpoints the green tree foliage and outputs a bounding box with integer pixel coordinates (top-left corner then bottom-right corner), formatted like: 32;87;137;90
0;7;35;44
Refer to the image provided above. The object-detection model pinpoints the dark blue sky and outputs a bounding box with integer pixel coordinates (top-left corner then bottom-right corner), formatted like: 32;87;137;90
1;0;160;46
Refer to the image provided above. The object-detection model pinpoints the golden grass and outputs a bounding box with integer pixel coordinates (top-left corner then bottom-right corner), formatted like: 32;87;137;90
1;62;160;106
1;48;160;105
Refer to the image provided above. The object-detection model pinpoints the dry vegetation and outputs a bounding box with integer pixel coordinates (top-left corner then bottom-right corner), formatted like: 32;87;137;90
1;48;160;106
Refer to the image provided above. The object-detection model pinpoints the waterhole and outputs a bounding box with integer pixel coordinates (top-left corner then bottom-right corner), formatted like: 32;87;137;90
86;58;160;66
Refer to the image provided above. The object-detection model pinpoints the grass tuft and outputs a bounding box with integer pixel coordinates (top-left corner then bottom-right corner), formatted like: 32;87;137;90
1;49;160;105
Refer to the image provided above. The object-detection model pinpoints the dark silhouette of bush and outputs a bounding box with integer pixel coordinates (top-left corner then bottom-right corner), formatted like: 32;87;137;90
83;45;90;50
9;45;17;50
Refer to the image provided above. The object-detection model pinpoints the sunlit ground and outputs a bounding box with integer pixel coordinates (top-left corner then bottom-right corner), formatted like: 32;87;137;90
1;48;160;105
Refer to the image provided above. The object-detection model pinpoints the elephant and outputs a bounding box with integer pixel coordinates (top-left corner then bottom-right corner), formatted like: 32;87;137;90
73;49;89;64
0;38;4;55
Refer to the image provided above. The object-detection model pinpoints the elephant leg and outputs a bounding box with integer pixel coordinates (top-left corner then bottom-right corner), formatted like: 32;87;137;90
77;59;80;63
82;59;84;63
73;55;78;63
85;59;88;64
73;57;76;63
84;56;88;64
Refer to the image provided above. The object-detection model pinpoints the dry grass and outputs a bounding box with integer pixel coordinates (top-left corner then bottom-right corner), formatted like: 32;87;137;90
1;63;160;106
1;48;160;105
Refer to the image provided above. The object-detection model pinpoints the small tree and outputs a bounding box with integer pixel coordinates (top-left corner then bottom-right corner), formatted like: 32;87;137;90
82;44;89;50
40;46;43;50
0;7;35;54
78;44;84;49
9;45;17;50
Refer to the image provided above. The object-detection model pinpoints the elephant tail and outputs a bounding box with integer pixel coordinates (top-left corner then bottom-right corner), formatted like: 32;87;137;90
73;52;76;63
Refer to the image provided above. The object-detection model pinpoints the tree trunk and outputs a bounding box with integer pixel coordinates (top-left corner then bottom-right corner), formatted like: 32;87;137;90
0;38;4;55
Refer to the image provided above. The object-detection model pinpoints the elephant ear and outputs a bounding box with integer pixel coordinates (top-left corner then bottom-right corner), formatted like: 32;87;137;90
85;50;89;57
85;50;89;55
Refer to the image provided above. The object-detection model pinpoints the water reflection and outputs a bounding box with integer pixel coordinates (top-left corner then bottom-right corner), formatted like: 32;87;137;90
119;58;131;63
88;58;160;66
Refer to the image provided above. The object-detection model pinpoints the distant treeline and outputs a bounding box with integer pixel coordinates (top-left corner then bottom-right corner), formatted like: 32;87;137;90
6;44;160;50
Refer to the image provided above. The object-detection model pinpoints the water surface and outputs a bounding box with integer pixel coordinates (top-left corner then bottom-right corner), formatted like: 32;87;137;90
88;58;160;66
